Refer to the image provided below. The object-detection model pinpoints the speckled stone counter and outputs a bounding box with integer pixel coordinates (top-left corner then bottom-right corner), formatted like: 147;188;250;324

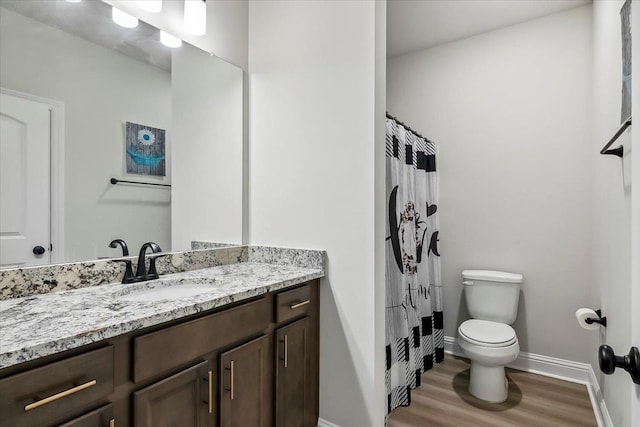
0;262;324;369
0;246;248;300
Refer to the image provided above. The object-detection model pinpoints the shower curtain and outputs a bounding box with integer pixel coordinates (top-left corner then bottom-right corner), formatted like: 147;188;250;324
385;115;443;415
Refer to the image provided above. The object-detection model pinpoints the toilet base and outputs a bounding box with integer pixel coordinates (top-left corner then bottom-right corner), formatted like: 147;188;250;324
468;362;509;403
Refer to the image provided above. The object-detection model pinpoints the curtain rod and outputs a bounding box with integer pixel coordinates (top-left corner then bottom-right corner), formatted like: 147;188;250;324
386;112;432;143
110;178;171;188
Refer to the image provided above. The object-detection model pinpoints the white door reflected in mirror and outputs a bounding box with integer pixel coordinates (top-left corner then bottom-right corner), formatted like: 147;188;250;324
0;93;51;268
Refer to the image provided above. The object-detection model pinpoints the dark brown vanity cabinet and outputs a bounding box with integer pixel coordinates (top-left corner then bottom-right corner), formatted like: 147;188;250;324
273;283;319;427
275;317;312;427
219;335;270;427
0;279;319;427
133;360;212;427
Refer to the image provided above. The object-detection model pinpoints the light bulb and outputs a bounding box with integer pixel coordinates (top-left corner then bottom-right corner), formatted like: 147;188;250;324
160;30;182;48
65;0;82;3
112;7;139;28
137;1;162;13
184;0;206;36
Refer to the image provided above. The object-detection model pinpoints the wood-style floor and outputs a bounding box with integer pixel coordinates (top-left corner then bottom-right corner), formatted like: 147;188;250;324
387;355;597;427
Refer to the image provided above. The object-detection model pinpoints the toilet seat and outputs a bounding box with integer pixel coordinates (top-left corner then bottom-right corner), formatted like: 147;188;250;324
458;319;517;348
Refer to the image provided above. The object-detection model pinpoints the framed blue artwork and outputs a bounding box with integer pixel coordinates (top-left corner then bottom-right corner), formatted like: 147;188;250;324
621;0;631;123
125;121;166;177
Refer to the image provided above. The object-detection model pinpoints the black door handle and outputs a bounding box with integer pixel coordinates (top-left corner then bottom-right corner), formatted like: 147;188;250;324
598;345;640;384
32;246;46;255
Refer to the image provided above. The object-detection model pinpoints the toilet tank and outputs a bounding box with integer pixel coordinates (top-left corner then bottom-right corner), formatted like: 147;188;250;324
462;270;523;324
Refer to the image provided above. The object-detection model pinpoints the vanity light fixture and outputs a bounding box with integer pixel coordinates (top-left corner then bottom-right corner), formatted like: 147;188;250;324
112;7;139;28
184;0;206;36
137;0;162;13
160;30;182;48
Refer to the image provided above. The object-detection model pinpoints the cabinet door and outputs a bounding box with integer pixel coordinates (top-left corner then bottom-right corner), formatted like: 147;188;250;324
134;360;212;427
275;317;314;427
57;403;114;427
219;335;270;427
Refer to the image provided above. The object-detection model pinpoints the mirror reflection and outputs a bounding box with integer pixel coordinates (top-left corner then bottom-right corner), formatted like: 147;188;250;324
0;0;243;268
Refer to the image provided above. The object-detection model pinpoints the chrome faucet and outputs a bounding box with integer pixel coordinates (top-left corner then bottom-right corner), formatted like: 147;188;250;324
110;240;167;284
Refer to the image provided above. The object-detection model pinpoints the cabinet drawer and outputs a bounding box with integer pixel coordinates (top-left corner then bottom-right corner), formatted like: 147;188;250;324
134;297;270;383
275;284;312;324
0;346;114;427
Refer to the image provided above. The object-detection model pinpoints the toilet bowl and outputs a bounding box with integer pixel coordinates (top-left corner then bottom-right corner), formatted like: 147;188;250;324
458;319;519;402
458;269;523;403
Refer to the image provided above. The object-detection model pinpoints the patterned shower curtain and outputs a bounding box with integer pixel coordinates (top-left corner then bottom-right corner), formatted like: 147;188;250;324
385;115;443;415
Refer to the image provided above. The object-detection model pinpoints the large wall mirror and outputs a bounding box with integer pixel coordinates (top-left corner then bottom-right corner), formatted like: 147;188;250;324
0;0;243;268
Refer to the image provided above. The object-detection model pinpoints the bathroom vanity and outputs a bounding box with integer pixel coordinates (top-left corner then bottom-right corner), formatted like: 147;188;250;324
0;248;324;427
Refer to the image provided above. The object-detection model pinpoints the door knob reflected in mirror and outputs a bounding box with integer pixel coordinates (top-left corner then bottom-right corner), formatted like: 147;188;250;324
598;345;640;384
32;245;46;255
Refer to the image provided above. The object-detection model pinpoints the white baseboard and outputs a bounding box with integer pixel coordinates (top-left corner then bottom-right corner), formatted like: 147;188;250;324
317;418;340;427
444;336;613;427
587;365;614;427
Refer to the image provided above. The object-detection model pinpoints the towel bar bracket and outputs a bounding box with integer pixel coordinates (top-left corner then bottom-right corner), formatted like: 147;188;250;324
601;145;624;158
600;117;630;158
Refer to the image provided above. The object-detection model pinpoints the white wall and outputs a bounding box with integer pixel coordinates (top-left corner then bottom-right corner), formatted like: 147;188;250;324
171;43;243;250
387;6;595;364
248;1;385;425
631;3;640;423
592;1;633;425
0;8;171;261
373;1;387;424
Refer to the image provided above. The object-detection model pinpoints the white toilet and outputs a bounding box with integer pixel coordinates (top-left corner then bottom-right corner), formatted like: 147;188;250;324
457;269;523;403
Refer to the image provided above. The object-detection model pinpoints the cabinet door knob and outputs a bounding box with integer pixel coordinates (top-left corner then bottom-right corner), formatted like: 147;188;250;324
32;245;46;255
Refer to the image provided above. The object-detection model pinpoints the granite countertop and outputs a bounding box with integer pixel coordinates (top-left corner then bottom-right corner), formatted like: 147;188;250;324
0;262;323;369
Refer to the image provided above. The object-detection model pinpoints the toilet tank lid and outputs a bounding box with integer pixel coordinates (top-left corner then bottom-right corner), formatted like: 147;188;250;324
462;270;523;283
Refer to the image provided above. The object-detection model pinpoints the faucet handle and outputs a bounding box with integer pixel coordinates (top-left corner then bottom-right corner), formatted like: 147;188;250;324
111;258;135;284
147;253;169;279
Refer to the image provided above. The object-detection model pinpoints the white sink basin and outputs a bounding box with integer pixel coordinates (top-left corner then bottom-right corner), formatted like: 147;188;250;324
118;283;215;302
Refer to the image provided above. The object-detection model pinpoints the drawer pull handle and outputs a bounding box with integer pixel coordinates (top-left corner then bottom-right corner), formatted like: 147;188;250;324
208;370;213;414
24;379;97;412
230;361;235;401
290;300;310;309
284;335;289;368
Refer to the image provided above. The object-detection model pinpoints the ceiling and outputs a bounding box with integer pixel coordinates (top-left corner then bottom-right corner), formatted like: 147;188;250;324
387;0;592;58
